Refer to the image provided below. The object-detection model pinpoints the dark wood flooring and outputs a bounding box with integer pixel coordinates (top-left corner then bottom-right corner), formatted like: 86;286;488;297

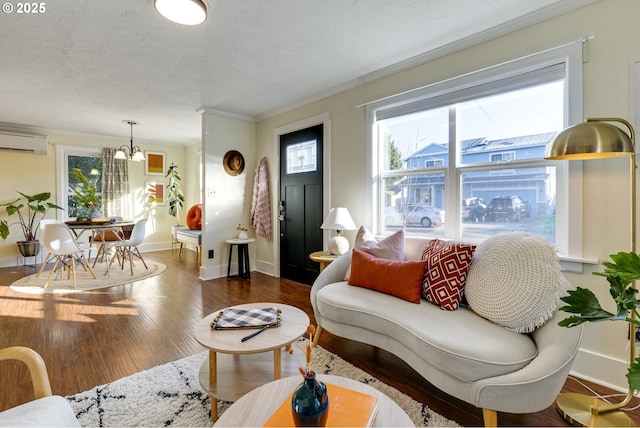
1;249;638;426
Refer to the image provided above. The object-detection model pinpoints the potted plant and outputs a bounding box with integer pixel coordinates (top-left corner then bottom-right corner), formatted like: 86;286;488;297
0;191;63;257
558;251;640;390
166;162;185;243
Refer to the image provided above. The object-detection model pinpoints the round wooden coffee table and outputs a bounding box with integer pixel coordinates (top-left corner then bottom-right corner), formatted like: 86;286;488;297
214;374;415;427
194;303;310;421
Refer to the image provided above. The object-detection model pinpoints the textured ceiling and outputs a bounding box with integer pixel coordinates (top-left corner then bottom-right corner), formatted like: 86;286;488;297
0;0;595;144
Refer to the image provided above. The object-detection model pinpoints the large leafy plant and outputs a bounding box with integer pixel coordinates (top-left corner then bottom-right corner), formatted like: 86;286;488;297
0;191;63;241
559;251;640;390
166;162;184;225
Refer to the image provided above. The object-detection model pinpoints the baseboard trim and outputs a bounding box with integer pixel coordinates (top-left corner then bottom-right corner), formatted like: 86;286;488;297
570;347;630;393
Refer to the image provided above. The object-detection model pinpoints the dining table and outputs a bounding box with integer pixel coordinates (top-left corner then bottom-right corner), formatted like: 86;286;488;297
65;220;135;276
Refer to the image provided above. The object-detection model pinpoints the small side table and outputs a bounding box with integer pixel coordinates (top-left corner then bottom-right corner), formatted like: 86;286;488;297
226;238;255;279
309;250;338;272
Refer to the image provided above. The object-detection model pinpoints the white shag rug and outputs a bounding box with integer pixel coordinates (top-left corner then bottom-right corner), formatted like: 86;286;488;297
9;261;166;294
66;341;460;427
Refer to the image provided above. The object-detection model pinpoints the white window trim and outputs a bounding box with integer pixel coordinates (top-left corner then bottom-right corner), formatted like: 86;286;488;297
55;144;102;221
366;42;592;272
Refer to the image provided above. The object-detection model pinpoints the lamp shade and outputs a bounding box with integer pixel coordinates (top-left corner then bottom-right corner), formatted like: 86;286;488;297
320;208;356;231
545;120;635;160
154;0;207;25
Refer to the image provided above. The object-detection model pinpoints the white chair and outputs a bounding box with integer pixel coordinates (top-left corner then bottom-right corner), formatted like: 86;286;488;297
36;219;61;276
0;346;79;427
109;219;148;275
90;216;125;267
36;222;96;289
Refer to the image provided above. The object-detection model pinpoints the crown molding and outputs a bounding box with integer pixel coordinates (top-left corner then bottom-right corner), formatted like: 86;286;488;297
256;0;598;122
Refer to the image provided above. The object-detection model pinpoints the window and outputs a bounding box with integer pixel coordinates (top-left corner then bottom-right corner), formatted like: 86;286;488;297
490;152;515;162
424;159;444;168
366;43;584;264
56;146;102;221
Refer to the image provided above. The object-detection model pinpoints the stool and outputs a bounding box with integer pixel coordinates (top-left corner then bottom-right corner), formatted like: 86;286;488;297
226;238;255;279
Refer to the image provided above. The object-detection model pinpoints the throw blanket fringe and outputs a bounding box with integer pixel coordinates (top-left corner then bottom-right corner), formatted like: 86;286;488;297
251;157;272;239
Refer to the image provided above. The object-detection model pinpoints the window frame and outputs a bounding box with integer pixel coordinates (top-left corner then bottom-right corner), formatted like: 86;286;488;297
365;42;588;271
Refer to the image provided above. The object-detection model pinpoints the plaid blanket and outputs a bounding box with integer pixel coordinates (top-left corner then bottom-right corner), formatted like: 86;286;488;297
211;306;281;330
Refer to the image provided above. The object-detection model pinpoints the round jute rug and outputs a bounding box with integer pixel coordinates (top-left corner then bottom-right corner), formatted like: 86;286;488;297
9;261;167;295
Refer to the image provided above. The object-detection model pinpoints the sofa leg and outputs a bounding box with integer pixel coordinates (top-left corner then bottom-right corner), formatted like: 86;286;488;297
482;408;497;427
312;325;323;348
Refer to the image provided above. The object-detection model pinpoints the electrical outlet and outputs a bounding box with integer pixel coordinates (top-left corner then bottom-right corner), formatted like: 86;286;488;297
208;249;214;259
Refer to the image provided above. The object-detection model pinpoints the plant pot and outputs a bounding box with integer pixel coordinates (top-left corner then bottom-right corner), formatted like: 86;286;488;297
238;231;248;240
17;240;40;257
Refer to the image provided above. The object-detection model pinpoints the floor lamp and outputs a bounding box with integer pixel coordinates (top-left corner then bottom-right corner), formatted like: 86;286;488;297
545;117;636;427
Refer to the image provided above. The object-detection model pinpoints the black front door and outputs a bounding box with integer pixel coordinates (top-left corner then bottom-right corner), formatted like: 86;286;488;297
279;124;323;285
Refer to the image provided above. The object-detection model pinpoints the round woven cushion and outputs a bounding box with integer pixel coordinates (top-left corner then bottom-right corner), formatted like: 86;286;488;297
465;232;561;333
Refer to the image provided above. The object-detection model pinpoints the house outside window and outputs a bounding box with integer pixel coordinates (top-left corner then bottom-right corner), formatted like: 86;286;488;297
366;43;584;261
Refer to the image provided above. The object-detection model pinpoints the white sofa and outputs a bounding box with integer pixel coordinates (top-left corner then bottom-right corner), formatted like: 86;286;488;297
310;234;582;427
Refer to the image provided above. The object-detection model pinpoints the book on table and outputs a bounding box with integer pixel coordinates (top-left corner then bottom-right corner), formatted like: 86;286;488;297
264;382;379;427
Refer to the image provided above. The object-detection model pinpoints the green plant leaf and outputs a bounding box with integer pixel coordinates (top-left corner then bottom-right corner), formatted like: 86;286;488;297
627;356;640;391
598;252;640;285
558;287;617;326
0;221;8;240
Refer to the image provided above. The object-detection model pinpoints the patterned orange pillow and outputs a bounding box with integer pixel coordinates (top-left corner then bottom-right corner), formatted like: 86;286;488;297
421;239;476;310
348;249;426;304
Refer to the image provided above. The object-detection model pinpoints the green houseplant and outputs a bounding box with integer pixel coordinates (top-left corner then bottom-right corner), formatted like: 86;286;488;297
166;162;184;225
0;191;63;256
559;251;640;390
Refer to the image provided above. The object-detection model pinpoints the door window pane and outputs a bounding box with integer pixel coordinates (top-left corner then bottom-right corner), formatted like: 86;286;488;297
286;140;317;174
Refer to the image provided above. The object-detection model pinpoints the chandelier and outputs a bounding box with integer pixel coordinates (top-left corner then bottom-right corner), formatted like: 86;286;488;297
114;120;145;162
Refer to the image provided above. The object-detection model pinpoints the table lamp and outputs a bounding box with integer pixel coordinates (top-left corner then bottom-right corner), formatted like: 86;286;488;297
320;207;356;255
545;117;636;427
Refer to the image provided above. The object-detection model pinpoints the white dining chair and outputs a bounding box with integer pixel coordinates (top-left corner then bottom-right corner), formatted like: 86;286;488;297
36;222;96;289
109;218;148;275
36;219;61;278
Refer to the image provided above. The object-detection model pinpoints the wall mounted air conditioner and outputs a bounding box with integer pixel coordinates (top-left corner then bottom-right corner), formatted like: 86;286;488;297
0;131;48;155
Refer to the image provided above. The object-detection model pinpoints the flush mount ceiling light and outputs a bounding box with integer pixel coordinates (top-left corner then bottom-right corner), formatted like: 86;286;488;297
114;120;145;162
154;0;207;26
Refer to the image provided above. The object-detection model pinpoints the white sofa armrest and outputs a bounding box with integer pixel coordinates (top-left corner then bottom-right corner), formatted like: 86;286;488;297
470;308;582;412
310;251;352;319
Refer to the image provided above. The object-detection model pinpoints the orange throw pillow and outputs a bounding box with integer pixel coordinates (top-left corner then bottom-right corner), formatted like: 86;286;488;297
347;249;426;304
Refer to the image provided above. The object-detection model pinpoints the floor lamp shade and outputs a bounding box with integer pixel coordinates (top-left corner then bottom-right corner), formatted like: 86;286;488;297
545;119;635;160
321;208;356;255
545;117;636;427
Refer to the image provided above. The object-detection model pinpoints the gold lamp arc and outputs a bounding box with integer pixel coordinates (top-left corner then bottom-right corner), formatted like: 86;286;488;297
545;117;636;427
